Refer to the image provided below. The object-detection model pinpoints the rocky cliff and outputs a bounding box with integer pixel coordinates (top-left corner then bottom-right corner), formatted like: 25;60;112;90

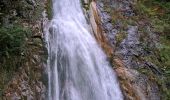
0;0;170;99
83;0;170;99
0;0;48;99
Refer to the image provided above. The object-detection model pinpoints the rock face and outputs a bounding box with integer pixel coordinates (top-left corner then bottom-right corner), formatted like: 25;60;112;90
85;0;161;99
1;0;48;99
0;0;163;99
88;1;113;58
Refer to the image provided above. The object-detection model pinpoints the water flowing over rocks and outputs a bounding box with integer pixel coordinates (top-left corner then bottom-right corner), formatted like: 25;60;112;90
88;1;114;58
45;0;123;100
85;0;161;99
0;0;166;99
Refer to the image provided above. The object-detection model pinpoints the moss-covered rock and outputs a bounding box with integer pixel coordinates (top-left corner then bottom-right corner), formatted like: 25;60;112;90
0;0;47;99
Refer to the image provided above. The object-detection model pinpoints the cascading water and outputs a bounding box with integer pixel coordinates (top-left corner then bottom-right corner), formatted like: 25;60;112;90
45;0;123;100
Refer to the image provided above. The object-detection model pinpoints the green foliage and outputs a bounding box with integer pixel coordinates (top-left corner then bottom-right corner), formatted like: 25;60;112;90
143;37;170;99
46;0;52;19
159;37;170;73
134;0;170;99
81;0;90;10
115;31;127;46
0;25;26;57
0;25;30;71
135;0;170;33
0;24;30;92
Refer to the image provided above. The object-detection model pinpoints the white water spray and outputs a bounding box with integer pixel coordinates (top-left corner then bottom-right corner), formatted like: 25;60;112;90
45;0;123;100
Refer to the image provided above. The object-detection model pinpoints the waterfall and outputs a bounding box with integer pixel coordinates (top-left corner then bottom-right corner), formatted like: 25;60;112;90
45;0;123;100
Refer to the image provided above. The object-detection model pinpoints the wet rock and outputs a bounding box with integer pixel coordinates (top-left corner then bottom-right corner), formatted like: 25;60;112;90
88;1;113;57
90;0;161;99
96;1;117;46
83;0;90;5
114;58;160;100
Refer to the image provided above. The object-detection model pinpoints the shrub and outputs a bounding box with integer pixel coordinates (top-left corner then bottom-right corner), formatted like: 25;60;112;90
0;25;29;71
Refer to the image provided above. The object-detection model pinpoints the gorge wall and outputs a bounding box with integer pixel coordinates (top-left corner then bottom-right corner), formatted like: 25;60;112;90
83;0;166;100
0;0;48;99
1;0;170;100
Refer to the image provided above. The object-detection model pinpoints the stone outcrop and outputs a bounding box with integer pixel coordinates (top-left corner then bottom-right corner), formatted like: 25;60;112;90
0;0;163;99
85;0;161;99
1;0;48;99
88;1;113;58
2;20;47;99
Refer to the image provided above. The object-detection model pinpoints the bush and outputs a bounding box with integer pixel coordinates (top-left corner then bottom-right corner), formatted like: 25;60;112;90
0;25;29;71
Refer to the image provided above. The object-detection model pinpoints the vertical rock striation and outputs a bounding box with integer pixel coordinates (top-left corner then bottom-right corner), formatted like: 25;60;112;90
84;0;161;99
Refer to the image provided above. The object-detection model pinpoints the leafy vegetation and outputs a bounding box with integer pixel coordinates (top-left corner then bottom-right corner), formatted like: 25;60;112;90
115;31;127;46
135;0;170;33
159;37;170;99
0;26;26;57
134;0;170;99
0;25;30;93
0;0;45;98
46;0;52;19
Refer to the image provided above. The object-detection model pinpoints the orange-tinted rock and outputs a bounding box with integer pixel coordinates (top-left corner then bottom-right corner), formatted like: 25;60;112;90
87;1;160;99
89;1;113;58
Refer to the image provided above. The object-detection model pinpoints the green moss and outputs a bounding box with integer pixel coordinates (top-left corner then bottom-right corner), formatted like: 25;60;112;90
104;7;112;13
159;37;170;73
134;0;170;34
115;31;128;46
0;25;28;59
81;0;90;11
46;0;52;20
0;24;31;92
133;1;170;98
142;36;170;99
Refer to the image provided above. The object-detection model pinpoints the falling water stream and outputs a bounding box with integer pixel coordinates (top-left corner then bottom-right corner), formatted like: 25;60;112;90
45;0;123;100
